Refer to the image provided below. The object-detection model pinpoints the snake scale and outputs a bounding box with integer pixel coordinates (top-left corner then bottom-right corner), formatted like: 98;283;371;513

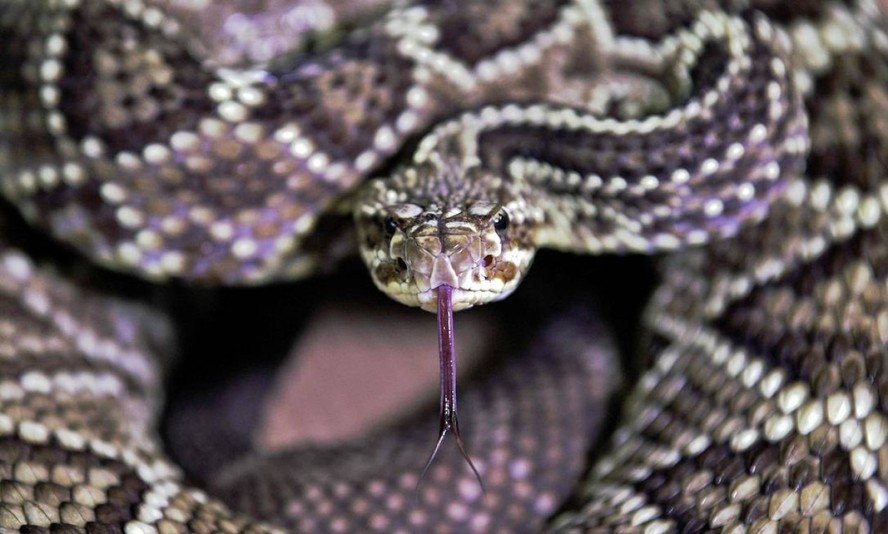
0;0;887;531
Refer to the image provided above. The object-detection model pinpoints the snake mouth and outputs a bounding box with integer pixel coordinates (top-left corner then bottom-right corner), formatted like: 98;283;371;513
417;284;514;313
377;275;517;313
386;250;523;312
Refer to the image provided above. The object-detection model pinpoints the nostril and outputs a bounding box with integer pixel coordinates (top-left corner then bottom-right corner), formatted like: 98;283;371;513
482;255;494;268
396;258;407;272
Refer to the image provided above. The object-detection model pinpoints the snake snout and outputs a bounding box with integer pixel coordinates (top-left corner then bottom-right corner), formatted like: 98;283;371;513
401;232;482;291
398;227;518;311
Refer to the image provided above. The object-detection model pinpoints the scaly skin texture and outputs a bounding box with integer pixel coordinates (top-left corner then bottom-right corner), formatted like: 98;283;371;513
0;0;886;532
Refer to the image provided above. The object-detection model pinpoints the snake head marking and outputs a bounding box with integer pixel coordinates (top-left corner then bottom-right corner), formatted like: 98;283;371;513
355;169;536;312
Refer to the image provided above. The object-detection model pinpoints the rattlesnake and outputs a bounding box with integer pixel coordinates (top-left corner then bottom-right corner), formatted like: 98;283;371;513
0;0;886;532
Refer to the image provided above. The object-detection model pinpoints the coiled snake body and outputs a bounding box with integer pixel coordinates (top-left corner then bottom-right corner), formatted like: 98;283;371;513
0;0;887;532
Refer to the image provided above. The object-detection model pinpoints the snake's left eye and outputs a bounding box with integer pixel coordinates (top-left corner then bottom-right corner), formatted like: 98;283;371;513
492;210;510;233
383;216;399;238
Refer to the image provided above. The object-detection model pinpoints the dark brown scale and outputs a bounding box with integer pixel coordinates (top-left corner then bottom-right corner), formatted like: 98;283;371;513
809;427;840;457
655;385;724;440
713;220;888;387
32;181;126;249
0;438;35;466
683;514;714;533
713;455;748;485
664;460;698;485
874;509;888;533
838;350;867;387
268;37;416;162
628;443;753;531
728;387;758;415
654;479;684;506
58;3;216;154
602;0;717;39
810;362;842;397
760;468;790;499
741;496;769;524
697;485;727;510
744;0;845;25
747;442;781;478
781;435;812;468
0;6;35;92
807;48;888;191
669;398;711;434
830;480;868;516
426;0;567;64
820;448;850;485
686;41;733;98
879;372;888;413
796;343;829;386
699;446;732;471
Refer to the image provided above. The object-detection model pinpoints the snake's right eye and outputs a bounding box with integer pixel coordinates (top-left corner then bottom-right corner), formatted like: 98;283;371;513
383;216;398;238
492;210;510;233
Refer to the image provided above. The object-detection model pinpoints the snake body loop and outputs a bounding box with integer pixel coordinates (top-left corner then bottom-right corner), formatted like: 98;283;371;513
0;0;887;532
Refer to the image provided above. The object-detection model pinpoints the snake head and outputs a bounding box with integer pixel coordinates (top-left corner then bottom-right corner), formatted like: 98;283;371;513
354;164;537;312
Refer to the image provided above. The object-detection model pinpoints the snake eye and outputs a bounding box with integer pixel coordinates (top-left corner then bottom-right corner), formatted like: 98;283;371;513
383;216;399;238
492;210;510;233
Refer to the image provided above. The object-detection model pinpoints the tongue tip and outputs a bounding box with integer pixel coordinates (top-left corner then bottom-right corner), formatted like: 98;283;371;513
423;283;484;492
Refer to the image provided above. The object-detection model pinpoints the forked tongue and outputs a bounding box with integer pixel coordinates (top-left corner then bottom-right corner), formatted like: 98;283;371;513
418;284;484;491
